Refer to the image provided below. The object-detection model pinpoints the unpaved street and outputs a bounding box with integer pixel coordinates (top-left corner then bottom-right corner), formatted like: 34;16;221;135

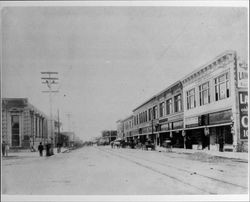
2;146;248;195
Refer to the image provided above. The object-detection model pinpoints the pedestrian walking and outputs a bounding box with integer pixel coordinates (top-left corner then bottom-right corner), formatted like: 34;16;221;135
38;142;44;157
2;141;6;156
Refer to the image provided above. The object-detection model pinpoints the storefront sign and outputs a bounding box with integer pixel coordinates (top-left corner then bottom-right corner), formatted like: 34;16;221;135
185;117;198;128
173;121;183;129
237;62;248;88
209;110;232;125
159;117;168;123
239;92;248;139
161;123;169;131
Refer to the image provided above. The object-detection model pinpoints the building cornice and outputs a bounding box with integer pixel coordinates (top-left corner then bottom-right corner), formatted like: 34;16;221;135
181;50;236;86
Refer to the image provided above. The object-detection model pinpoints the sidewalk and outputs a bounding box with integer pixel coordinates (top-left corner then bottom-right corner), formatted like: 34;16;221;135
2;147;69;159
156;146;249;161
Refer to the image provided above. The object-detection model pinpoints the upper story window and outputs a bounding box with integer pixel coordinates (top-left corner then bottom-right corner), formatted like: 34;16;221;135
187;88;196;110
174;94;182;112
142;112;144;123
215;72;230;101
159;102;165;117
199;82;210;105
153;105;158;119
148;108;152;121
166;98;172;115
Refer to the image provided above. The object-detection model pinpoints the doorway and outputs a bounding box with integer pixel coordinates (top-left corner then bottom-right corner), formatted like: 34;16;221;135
11;115;20;147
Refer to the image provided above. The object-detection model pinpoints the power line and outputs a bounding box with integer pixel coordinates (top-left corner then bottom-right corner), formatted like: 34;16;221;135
52;66;73;98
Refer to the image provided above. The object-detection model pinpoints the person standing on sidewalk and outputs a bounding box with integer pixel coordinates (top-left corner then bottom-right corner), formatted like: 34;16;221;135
38;142;44;157
5;143;9;156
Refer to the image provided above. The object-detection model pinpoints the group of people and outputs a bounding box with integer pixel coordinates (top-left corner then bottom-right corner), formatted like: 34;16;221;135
38;142;63;157
2;141;63;157
2;141;9;157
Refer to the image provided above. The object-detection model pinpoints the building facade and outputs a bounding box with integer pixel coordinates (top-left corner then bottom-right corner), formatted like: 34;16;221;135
117;50;248;152
181;50;248;152
131;81;184;147
122;115;134;142
1;98;50;149
132;95;159;145
156;81;184;148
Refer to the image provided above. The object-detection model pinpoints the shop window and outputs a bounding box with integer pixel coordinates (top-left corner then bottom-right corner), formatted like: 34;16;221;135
174;94;182;112
159;102;165;117
215;73;230;101
199;82;210;105
187;88;196;109
166;98;172;115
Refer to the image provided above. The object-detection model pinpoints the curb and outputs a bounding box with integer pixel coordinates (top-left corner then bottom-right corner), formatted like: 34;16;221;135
155;147;248;161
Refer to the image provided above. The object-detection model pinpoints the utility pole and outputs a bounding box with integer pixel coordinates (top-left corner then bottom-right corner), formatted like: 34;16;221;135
57;109;60;145
66;113;72;146
41;72;59;148
66;113;71;132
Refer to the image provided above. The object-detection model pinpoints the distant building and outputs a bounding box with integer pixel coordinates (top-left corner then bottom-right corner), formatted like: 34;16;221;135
116;120;124;139
60;132;75;147
101;130;117;143
122;115;134;142
1;98;50;149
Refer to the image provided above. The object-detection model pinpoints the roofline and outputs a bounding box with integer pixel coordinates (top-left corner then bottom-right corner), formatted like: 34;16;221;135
120;114;134;122
132;80;182;112
132;50;237;112
154;80;182;98
132;96;156;112
180;50;237;82
2;97;49;118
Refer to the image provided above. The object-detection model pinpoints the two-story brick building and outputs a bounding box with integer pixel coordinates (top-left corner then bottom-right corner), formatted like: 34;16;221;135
156;81;184;148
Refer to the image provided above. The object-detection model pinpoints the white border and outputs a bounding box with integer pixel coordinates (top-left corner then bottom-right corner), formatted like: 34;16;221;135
2;194;250;202
0;1;249;7
1;1;249;202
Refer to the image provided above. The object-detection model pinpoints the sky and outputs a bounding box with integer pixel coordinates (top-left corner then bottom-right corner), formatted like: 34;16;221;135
1;4;248;141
